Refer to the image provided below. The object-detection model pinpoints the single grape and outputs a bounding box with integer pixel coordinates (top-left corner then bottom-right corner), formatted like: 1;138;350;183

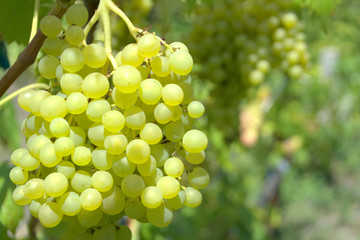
44;172;68;197
65;25;85;46
57;161;76;179
137;155;157;176
9;166;28;185
24;178;45;199
156;176;180;199
182;129;208;153
60;73;83;95
71;170;92;192
86;98;111;123
40;95;67;121
58;191;81;216
112;87;138;109
91;171;114;192
187;101;205;118
40;15;62;37
65;4;89;26
146;204;173;227
121;174;145;197
54;137;75;156
162;83;184;106
83;44;107;68
138;78;162;105
50;118;70;138
104;134;128;155
82;72;109;99
154;103;174;124
102;110;125;132
151;56;171;77
72;146;92;166
126;139;150;164
12;185;31;206
92;147;114;170
112;65;141;93
169;50;193;75
39;202;63;228
38;55;60;79
112;154;136;177
140;123;163;145
121;43;145;67
80;188;102;211
60;48;85;72
164;157;184;178
101;186;126;215
141;186;163;208
184;187;202;207
137;34;161;58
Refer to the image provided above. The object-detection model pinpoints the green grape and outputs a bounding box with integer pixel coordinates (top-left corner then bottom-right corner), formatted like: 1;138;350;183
91;171;113;192
102;110;125;132
58;191;81;216
282;12;298;29
82;72;109;99
164;121;184;142
141;186;163;209
66;92;88;114
25;114;42;134
140;123;163;145
172;105;183;122
93;223;116;240
104;134;128;155
182;129;208;153
112;87;138;109
65;26;85;46
177;81;194;104
112;154;136;177
188;167;210;189
40;95;67;121
24;178;45;199
29;199;43;218
124;197;146;219
27;134;51;158
65;4;89;26
69;126;86;147
92;147;114;170
9;166;28;185
114;51;123;66
256;59;270;74
83;43;107;68
50;118;70;138
162;83;184;106
124;106;146;130
18;90;35;112
86;98;111;123
44;172;68;197
80;188;102;211
60;48;85;72
12;185;31;206
126;139;150;164
11;148;27;166
121;43;145;67
144;168;163;186
156;176;180;199
184;187;202;207
54;137;75;156
137;34;161;58
88;123;106;146
40;15;62;37
185;151;205;165
57;161;76;179
113;65;141;93
121;174;145;197
71;170;92;192
187;101;205;118
169;50;193;75
101;186;126;215
138;78;162;105
150;144;169;167
146;204;173;227
165;190;185;210
39;143;62;167
39;202;63;228
77;208;103;228
19;151;40;171
42;37;63;56
154;103;174;124
137;155;157;176
38;55;60;79
165;42;189;58
72;146;92;166
151;56;171;77
164;157;184;178
115;225;132;240
30;91;51;117
288;65;303;79
60;73;83;95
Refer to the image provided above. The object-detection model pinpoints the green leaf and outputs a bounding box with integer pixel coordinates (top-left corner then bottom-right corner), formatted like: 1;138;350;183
0;187;23;234
310;0;337;16
0;100;20;151
185;0;196;13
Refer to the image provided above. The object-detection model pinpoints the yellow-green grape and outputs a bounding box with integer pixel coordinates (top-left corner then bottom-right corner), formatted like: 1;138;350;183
58;191;81;216
137;34;161;58
121;43;145;67
80;188;102;211
87;123;106;146
166;190;185;210
112;87;138;109
150;144;169;167
184;187;202;207
54;137;75;156
185;151;205;165
144;168;164;186
65;26;85;46
156;176;180;199
282;12;298;29
151;56;171;77
169;50;193;75
27;134;51;158
40;15;62;37
42;37;63;56
50;118;70;137
39;143;62;167
256;60;270;74
249;69;264;85
60;48;85;72
165;42;189;58
69;126;86;147
65;4;89;26
126;139;150;164
115;225;132;240
124;197;146;219
19;151;40;171
93;223;116;240
164;157;184;178
72;146;92;166
60;73;83;95
24;178;45;199
187;101;205;118
25;114;42;135
154;103;174;124
162;83;184;106
82;72;109;99
114;51;123;66
29;199;43;218
288;65;303;79
146;204;173;227
29;90;51;116
11;148;27;166
112;154;136;177
92;147;114;170
44;172;68;197
66;92;88;114
138;78;162;105
91;171;113;192
77;208;102;228
101;186;126;215
71;170;92;192
140;123;163;145
104;134;128;155
164;121;184;142
83;43;107;68
182;129;208;153
57;161;76;179
18;90;35;112
113;65;141;93
12;185;31;206
86;98;111;123
141;186;163;208
102;110;125;132
124;106;146;130
188;167;210;189
40;95;67;121
121;174;145;197
9;166;28;185
38;55;60;79
39;202;63;228
137;155;157;176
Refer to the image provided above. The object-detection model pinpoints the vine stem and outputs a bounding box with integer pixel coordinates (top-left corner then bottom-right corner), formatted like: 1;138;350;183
0;83;49;108
29;0;40;43
82;10;101;46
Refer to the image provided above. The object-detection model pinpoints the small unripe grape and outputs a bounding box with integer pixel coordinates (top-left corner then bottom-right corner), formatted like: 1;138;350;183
187;101;205;118
137;34;161;58
169;50;193;75
40;15;62;37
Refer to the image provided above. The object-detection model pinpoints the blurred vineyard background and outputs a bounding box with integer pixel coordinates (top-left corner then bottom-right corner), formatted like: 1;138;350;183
1;0;360;239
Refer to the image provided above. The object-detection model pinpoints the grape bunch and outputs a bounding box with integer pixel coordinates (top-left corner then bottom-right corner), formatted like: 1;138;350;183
10;2;209;239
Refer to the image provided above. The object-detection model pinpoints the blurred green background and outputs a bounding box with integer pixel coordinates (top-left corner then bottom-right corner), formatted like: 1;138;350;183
1;0;360;239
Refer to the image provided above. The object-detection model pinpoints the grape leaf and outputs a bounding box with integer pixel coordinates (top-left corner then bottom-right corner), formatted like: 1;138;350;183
0;187;23;234
0;100;20;151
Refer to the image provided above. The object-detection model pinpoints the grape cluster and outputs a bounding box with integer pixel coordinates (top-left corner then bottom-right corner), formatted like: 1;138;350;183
10;3;209;238
189;0;309;139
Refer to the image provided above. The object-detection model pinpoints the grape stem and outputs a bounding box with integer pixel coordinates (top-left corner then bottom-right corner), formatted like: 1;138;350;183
29;0;40;43
0;83;49;108
83;10;101;47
